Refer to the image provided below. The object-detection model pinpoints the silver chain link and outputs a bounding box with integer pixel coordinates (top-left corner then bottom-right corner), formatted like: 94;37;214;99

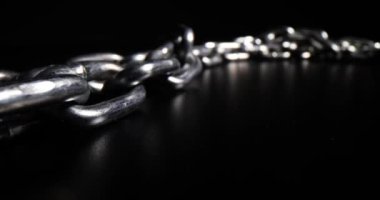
1;26;379;140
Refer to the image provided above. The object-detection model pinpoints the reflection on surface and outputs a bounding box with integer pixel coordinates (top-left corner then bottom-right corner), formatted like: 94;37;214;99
2;60;378;199
196;60;368;123
89;133;110;165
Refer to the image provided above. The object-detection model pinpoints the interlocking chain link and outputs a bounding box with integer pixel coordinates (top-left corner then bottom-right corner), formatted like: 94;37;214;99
1;26;379;140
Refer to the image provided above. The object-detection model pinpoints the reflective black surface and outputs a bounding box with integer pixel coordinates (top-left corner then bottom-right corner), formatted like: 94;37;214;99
1;2;379;199
1;60;379;198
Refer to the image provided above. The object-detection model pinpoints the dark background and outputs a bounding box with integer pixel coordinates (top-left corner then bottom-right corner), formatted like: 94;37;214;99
0;2;379;199
1;2;380;69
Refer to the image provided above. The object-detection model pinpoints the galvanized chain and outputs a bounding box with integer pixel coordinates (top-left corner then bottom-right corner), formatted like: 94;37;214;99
1;26;379;140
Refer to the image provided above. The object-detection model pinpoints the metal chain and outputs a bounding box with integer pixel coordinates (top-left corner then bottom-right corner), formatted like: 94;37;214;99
1;26;379;140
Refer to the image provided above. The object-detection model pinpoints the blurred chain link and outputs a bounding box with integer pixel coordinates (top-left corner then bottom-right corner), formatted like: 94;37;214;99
1;26;379;140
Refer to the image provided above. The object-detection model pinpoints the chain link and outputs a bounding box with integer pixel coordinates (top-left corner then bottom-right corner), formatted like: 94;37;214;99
1;26;379;140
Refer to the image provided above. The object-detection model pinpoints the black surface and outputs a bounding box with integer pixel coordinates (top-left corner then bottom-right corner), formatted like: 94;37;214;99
1;60;379;198
1;3;379;199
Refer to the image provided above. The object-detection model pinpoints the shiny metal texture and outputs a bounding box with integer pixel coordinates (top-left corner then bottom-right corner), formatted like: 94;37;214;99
146;42;175;61
123;52;148;64
0;76;89;114
79;62;123;81
88;80;106;93
36;64;87;79
62;85;146;127
69;53;124;63
0;70;18;84
104;58;181;91
174;25;195;62
167;26;203;88
20;64;87;80
167;53;202;89
0;25;379;140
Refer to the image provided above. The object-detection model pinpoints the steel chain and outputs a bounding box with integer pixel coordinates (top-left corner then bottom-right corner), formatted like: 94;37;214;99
1;26;379;140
